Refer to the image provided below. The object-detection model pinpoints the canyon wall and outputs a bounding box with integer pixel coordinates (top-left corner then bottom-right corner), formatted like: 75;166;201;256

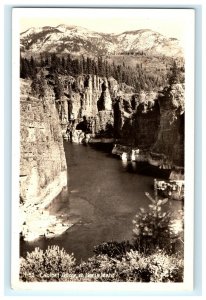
20;79;67;240
55;75;115;136
55;74;184;176
149;84;184;176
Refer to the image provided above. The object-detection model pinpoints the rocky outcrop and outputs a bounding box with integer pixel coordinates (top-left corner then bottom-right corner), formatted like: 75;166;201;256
149;84;184;174
155;179;184;201
97;79;113;111
111;83;184;178
56;75;113;120
55;75;115;137
20;79;68;240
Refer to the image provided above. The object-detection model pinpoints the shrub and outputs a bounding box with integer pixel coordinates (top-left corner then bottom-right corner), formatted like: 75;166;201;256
20;246;183;282
132;193;184;255
75;254;118;282
116;250;183;282
75;250;183;282
145;250;184;282
20;246;76;282
93;241;134;259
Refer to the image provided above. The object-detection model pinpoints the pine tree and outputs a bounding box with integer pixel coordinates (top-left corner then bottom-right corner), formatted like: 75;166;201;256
71;59;80;75
38;70;47;99
40;53;46;68
79;57;83;75
29;56;37;77
86;57;92;74
31;73;40;96
66;54;72;74
54;74;64;99
82;56;87;74
30;70;47;100
20;56;30;78
61;57;66;72
50;53;59;73
169;60;179;85
97;56;103;77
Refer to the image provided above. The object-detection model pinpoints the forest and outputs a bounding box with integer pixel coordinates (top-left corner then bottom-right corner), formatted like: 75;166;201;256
20;53;184;94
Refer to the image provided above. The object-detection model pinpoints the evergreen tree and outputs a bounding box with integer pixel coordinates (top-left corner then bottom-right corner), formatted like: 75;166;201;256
86;57;92;74
54;74;64;99
61;57;66;72
20;56;31;78
29;56;37;77
79;57;83;75
30;70;47;99
82;56;87;74
31;73;40;96
71;59;80;75
169;60;180;85
50;53;59;73
38;70;47;99
66;54;72;74
40;53;45;68
97;56;103;77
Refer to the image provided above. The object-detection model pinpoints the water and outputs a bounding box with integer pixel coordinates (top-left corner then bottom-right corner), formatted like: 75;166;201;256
20;142;182;262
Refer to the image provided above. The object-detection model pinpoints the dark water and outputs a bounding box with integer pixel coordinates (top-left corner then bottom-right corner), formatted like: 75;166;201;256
20;142;181;262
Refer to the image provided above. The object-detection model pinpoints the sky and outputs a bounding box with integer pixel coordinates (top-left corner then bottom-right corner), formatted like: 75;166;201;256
18;8;195;47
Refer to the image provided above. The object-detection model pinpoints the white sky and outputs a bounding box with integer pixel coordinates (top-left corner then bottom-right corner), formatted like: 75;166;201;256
18;8;195;47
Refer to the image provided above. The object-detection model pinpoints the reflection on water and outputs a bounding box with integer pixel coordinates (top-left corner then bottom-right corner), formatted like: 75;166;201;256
121;159;128;169
20;143;182;262
121;160;137;172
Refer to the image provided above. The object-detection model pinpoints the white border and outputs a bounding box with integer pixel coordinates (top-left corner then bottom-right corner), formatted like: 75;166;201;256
12;9;194;291
202;0;206;296
11;8;21;292
0;0;202;298
12;8;194;291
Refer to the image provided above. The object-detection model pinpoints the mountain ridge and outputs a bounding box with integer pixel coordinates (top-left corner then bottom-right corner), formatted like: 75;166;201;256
20;24;183;57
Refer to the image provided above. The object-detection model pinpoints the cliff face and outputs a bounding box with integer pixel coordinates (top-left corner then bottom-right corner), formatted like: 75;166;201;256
53;74;184;174
20;79;68;240
113;93;160;149
113;84;184;177
149;84;184;173
56;75;114;136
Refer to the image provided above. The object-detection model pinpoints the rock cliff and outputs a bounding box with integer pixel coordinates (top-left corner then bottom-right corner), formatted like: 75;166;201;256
57;74;184;177
112;83;184;178
55;75;114;137
43;73;184;177
149;84;184;176
20;79;68;240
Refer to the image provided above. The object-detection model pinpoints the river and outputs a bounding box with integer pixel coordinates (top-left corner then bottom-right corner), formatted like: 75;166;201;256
20;142;182;262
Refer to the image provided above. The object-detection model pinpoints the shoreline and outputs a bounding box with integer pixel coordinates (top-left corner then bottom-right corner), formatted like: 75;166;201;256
20;170;73;242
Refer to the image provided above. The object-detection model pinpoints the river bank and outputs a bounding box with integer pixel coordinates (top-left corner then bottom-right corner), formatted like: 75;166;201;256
20;170;73;242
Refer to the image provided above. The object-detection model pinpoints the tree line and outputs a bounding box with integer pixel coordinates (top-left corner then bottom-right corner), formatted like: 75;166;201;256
20;53;183;93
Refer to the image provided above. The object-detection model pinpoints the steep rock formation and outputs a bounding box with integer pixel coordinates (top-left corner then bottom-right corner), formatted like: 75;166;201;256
97;79;113;111
51;73;184;176
149;84;184;174
20;79;68;240
55;75;114;136
113;92;160;148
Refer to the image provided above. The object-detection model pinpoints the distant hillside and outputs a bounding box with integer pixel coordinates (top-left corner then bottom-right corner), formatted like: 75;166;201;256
20;24;183;58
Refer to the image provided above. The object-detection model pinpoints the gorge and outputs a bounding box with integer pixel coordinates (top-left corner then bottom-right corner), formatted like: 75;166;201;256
19;70;184;243
46;71;184;174
19;25;185;257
